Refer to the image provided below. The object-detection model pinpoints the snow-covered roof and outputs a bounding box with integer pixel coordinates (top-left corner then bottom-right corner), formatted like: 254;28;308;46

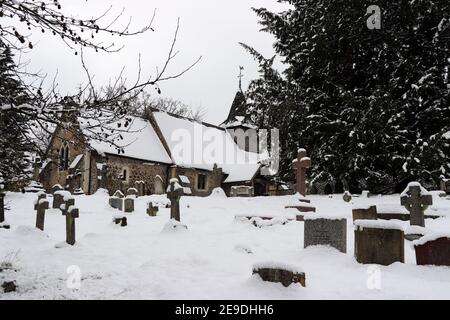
152;111;267;183
80;116;172;164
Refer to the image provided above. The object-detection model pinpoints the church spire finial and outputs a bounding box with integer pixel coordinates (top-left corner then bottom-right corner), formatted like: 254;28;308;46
238;66;244;91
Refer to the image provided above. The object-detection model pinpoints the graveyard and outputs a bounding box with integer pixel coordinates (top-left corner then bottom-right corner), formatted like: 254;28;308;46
1;184;450;299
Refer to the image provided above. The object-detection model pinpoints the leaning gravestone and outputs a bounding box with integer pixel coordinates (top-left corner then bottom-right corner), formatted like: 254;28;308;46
352;205;377;221
304;216;347;253
253;262;306;287
34;192;49;231
124;196;134;213
400;182;433;227
354;220;404;265
147;202;159;217
413;235;450;266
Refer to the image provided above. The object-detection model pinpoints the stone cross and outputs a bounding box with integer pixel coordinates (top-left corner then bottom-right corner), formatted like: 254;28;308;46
147;202;159;217
34;192;49;231
99;164;109;189
167;180;184;222
293;148;311;196
61;198;79;246
401;184;433;227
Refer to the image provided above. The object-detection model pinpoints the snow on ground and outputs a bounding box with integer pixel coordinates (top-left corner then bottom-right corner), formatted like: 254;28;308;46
1;191;450;300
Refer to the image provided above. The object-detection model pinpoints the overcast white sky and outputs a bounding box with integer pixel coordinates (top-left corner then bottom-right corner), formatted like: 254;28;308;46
20;0;289;124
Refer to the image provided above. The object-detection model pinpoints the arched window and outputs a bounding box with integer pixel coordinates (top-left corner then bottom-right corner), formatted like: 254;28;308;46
121;169;128;181
59;143;70;171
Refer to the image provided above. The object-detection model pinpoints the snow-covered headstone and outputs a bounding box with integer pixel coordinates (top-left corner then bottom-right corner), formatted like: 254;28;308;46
167;179;184;222
413;233;450;266
124;196;135;213
253;262;306;287
147;202;159;217
34;192;49;231
352;205;377;221
304;216;347;253
60;197;79;246
354;220;404;265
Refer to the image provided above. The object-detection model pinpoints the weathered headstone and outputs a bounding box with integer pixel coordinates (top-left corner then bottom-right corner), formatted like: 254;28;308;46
136;181;145;197
34;192;49;231
113;215;128;227
99;164;109;189
253;262;306;287
293;148;311;196
230;186;254;197
440;175;450;194
113;190;125;198
401;182;433;227
414;235;450;266
352;205;377;221
147;202;159;217
109;196;123;211
0;190;9;229
304;217;347;253
343;191;352;203
167;179;184;222
124;197;134;213
354;220;404;265
53;190;71;209
51;184;63;195
61;198;79;246
126;187;139;198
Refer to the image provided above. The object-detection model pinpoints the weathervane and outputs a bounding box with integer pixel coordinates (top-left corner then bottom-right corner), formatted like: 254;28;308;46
238;66;244;91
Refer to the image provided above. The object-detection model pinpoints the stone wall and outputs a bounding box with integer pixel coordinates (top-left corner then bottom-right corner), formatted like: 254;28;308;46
39;126;88;192
94;153;170;196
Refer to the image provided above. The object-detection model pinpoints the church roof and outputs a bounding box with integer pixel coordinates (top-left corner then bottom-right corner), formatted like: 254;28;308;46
80;116;173;164
152;111;266;183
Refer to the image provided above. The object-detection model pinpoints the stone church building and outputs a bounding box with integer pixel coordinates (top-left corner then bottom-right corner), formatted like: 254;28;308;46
38;106;274;197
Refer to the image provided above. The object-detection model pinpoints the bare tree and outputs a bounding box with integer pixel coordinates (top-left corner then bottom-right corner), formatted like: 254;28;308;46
0;2;202;156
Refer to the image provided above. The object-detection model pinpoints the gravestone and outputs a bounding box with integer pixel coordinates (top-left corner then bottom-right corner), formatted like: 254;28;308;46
113;216;128;227
293;148;311;196
61;198;79;246
304;217;347;253
147;202;159;217
401;182;433;227
126;187;138;198
343;191;352;203
230;186;254;197
51;184;63;195
34;192;49;231
99;164;109;189
109;196;123;211
124;197;134;213
414;236;450;266
440;175;450;194
354;220;404;265
1;281;17;293
0;190;9;229
113;190;125;198
352;205;377;221
136;181;145;197
253;263;306;287
167;179;184;222
53;190;71;209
